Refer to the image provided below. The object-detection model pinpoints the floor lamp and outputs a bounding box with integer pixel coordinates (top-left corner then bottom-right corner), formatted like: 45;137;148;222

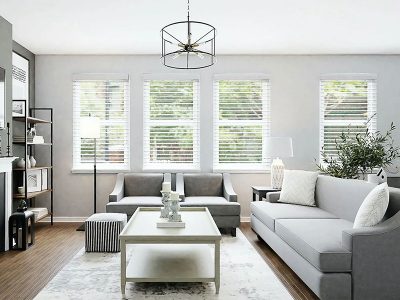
77;116;101;231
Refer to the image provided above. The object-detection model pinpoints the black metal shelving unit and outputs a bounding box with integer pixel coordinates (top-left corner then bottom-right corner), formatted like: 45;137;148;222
12;100;53;225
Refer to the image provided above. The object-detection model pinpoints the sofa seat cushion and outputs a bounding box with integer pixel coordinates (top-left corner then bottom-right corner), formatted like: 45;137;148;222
180;196;240;216
250;201;338;231
106;196;162;215
275;219;353;272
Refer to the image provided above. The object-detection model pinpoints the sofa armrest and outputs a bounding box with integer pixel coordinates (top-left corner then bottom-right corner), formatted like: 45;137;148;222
341;212;400;299
266;191;281;203
163;173;171;184
223;173;237;202
109;173;124;202
176;173;185;201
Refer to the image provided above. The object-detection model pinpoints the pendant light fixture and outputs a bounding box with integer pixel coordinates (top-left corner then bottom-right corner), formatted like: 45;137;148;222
161;0;216;69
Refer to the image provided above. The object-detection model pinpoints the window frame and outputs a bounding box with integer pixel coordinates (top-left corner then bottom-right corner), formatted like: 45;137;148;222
213;74;271;172
319;74;377;163
71;73;130;173
142;74;200;171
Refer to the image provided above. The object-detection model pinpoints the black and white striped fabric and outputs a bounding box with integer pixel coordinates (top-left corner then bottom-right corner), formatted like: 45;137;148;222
85;213;127;253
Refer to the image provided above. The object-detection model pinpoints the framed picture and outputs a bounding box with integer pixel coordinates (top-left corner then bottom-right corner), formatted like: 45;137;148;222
12;100;26;117
12;52;29;109
0;67;5;128
23;169;42;193
41;169;48;190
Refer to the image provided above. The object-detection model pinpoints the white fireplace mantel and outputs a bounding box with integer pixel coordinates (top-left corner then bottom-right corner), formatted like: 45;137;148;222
0;157;17;251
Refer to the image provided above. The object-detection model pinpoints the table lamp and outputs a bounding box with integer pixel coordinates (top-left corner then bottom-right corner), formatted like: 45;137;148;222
266;137;293;189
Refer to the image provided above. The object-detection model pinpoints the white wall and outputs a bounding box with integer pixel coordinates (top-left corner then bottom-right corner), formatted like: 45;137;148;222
34;55;400;220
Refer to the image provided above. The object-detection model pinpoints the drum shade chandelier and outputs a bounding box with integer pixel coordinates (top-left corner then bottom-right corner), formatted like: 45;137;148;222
161;0;216;69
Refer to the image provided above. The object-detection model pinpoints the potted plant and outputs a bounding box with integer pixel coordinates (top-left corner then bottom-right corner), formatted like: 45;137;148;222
317;122;400;179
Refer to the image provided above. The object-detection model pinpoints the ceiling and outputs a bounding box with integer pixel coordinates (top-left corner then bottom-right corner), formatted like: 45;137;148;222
0;0;399;55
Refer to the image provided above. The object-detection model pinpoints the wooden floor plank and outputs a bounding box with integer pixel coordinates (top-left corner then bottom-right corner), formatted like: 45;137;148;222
0;222;318;300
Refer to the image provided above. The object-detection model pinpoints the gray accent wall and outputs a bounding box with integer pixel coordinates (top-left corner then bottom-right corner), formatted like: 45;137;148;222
35;55;400;219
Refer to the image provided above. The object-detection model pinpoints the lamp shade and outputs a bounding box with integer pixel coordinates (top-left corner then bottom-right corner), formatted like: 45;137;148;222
80;116;101;139
266;137;293;158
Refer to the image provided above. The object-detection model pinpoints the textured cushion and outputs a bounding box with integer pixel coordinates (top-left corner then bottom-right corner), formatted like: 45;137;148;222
106;196;162;215
278;170;319;206
250;201;338;231
275;219;353;272
353;183;389;228
184;173;223;197
124;173;164;196
181;196;240;216
315;175;376;222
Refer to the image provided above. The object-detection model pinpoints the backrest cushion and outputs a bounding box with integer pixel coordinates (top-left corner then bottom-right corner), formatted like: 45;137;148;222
184;173;223;197
124;173;164;196
315;175;376;222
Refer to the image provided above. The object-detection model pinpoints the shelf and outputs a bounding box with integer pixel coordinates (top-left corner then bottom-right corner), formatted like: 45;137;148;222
13;142;52;146
13;116;52;124
13;189;52;199
13;166;53;171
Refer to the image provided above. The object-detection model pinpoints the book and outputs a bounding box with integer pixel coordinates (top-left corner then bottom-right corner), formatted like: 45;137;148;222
156;219;185;228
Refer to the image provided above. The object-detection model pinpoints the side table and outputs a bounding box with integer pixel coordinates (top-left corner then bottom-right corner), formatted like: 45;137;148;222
251;186;281;202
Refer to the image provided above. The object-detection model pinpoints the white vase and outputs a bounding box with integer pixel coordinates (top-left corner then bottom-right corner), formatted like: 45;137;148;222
26;155;31;168
16;158;25;168
29;156;36;168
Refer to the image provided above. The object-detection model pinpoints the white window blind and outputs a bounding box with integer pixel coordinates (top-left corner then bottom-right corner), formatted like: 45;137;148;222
213;77;270;171
143;79;200;170
320;78;377;159
72;77;130;171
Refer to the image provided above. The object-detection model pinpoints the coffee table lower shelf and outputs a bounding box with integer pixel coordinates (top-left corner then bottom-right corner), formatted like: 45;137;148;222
125;244;215;282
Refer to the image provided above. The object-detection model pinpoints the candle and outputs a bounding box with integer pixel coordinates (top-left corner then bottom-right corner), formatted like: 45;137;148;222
162;182;171;192
170;191;179;201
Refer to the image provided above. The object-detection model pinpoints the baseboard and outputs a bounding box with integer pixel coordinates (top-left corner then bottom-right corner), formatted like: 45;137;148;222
41;216;252;223
40;216;87;223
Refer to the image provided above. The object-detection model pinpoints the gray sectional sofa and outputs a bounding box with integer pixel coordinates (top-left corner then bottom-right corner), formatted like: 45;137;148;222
106;172;240;236
251;175;400;300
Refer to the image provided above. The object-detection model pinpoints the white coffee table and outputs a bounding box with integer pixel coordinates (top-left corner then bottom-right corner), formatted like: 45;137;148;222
119;207;222;298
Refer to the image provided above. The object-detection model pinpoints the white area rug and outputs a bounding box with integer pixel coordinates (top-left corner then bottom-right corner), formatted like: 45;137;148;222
35;230;293;300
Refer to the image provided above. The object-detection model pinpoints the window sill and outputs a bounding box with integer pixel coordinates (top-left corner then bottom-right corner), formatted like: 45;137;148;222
71;169;131;174
213;169;271;174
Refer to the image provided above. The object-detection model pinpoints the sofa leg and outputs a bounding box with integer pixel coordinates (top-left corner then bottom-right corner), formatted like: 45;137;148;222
230;228;236;237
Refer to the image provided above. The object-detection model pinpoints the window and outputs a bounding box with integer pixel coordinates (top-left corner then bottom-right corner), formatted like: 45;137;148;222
72;75;130;171
143;77;199;170
320;76;377;159
213;76;270;171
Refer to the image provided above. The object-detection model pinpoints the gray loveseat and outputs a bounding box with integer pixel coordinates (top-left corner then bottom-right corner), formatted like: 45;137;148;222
106;172;240;236
176;173;240;236
251;175;400;300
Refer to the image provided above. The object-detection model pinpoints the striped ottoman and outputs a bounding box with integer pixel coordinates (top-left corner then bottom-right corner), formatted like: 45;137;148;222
85;213;127;252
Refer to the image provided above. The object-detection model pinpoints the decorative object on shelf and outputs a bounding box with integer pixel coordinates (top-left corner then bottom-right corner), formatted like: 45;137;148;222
27;207;49;223
168;191;182;222
266;137;294;189
16;157;25;168
27;125;36;137
161;0;216;69
14;135;44;144
367;167;387;184
17;186;24;195
6;122;11;157
16;199;27;212
29;155;36;167
24;169;42;192
8;211;35;250
26;155;31;168
12;100;26;117
41;169;48;190
318;121;400;179
160;182;171;218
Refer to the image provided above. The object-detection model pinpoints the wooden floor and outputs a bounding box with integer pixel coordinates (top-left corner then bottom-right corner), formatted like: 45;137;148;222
0;222;318;300
0;222;84;300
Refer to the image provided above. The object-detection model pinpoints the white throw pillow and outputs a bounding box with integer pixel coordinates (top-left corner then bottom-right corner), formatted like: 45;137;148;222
278;170;319;206
353;183;389;228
